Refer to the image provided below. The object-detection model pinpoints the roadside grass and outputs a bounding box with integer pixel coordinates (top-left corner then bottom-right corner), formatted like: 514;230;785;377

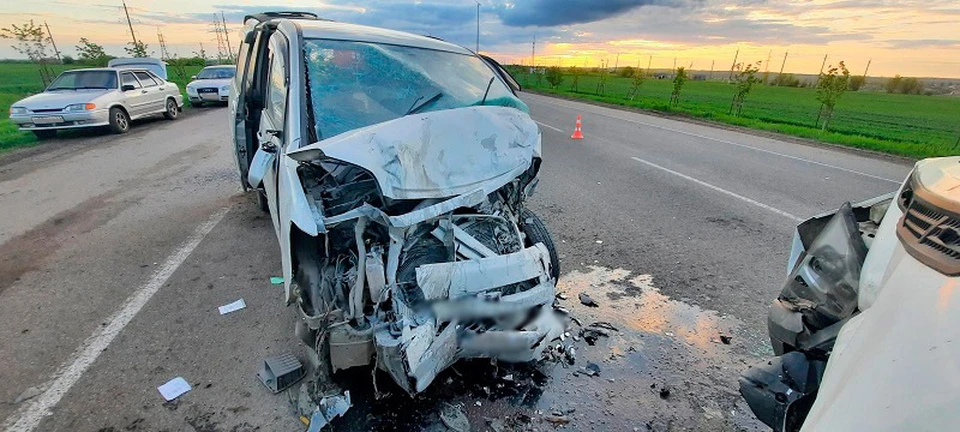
519;71;960;159
0;62;203;153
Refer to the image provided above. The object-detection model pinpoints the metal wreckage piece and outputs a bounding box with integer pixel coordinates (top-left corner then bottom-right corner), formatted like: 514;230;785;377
284;107;564;395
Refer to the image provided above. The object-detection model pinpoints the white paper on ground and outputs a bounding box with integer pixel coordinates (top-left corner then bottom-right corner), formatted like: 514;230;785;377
218;298;246;315
157;377;191;401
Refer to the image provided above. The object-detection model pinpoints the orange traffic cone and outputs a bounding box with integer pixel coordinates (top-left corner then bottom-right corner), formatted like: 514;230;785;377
571;115;584;140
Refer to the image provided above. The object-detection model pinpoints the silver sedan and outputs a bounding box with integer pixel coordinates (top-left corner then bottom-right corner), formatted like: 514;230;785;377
8;68;183;138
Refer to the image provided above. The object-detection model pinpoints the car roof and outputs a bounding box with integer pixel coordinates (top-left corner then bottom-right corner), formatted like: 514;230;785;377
202;65;236;69
58;68;153;74
293;20;472;55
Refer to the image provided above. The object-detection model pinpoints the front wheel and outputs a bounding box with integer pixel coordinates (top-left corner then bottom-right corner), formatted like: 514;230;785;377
108;107;130;134
519;208;560;282
32;129;56;140
163;99;179;120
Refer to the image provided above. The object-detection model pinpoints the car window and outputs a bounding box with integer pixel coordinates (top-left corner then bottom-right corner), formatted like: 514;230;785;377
48;70;118;90
134;71;158;87
265;44;288;126
197;67;236;79
121;72;142;89
303;39;527;140
146;71;165;84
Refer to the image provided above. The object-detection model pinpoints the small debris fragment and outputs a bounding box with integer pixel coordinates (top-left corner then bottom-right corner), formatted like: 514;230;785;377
503;374;514;382
544;415;571;425
658;387;671;399
589;321;619;332
306;391;352;432
157;377;191;401
595;240;603;244
439;403;470;432
270;276;284;285
581;362;601;377
719;335;732;345
257;352;305;393
218;298;246;315
13;386;43;404
579;293;599;307
475;400;483;407
556;292;568;300
485;417;506;432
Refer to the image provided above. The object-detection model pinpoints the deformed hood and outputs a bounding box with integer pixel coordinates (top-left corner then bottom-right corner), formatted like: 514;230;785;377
290;106;541;200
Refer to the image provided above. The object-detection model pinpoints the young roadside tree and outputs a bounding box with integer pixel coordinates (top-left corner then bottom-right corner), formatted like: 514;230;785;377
595;61;609;96
545;66;564;89
885;75;902;93
124;40;149;58
76;37;110;66
729;61;761;117
626;68;645;101
670;67;687;106
815;61;850;131
849;75;865;91
570;66;581;92
1;20;56;85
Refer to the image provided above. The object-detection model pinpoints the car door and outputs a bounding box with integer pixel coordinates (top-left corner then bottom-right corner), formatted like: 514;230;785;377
133;71;165;112
230;27;260;190
120;71;149;116
248;33;288;237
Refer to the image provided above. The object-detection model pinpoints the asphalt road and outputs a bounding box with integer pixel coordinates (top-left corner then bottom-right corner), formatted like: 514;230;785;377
0;95;912;432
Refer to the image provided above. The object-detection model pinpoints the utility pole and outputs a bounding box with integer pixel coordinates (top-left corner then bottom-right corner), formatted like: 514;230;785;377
43;21;62;64
816;54;828;86
531;35;535;70
613;53;620;73
672;57;676;70
862;58;872;79
157;28;169;60
763;49;771;82
728;48;739;81
776;51;788;85
221;12;233;62
647;54;652;72
122;0;139;46
709;59;715;80
475;1;480;53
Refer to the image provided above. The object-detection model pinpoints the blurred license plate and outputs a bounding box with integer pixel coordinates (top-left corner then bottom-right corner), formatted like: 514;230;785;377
32;116;63;124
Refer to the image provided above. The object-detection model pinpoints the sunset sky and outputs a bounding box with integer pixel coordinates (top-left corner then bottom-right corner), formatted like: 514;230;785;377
1;0;958;78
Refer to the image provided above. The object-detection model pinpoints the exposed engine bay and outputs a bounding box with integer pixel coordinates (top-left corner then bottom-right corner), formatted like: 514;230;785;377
283;106;563;394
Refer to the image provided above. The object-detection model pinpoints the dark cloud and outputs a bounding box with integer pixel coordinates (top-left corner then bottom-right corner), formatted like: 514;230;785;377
494;0;693;27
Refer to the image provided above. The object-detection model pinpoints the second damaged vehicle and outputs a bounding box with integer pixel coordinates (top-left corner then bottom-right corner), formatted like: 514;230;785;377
740;156;960;431
231;14;562;395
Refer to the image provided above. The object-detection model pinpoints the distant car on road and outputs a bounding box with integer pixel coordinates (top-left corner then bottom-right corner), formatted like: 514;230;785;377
185;65;236;107
8;67;183;139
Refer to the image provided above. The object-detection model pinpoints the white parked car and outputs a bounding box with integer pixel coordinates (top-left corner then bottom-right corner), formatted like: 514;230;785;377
185;65;236;106
741;156;960;431
8;67;183;138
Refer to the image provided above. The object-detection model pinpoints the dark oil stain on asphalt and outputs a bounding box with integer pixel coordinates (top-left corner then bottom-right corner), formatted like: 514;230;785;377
325;266;767;432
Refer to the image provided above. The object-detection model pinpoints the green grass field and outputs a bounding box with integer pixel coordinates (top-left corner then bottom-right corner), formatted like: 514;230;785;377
0;62;203;153
515;70;960;159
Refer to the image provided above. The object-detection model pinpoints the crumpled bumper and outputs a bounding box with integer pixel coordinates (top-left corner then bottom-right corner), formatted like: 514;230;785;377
373;243;563;393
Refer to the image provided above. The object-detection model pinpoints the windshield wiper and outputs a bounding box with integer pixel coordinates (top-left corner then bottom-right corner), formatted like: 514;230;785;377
405;91;443;115
480;76;496;105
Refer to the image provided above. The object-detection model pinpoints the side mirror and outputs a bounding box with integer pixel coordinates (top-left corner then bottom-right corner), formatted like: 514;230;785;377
190;75;197;80
121;84;136;92
260;129;281;153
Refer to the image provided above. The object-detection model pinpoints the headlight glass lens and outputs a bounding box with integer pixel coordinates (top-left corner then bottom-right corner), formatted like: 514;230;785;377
220;85;230;92
10;106;28;115
64;103;96;111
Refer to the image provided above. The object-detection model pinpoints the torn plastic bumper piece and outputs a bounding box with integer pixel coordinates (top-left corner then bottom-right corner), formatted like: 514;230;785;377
375;244;562;394
739;351;826;432
305;391;352;432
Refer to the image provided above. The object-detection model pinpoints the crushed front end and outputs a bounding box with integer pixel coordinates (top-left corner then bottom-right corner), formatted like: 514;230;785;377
285;106;563;394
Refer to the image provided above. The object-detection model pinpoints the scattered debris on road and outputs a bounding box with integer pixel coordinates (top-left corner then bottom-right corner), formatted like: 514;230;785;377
439;403;470;432
157;377;191;401
257;352;305;393
270;276;284;285
579;292;599;307
217;298;246;315
297;383;352;432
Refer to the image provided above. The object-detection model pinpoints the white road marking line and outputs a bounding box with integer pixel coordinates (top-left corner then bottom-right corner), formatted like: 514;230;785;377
533;95;901;184
2;207;230;432
631;157;804;222
535;120;564;133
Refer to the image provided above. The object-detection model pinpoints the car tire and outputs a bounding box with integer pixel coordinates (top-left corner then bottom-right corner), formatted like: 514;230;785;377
256;190;269;213
519;208;560;282
189;101;203;108
32;130;56;140
163;98;179;120
108;107;130;134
